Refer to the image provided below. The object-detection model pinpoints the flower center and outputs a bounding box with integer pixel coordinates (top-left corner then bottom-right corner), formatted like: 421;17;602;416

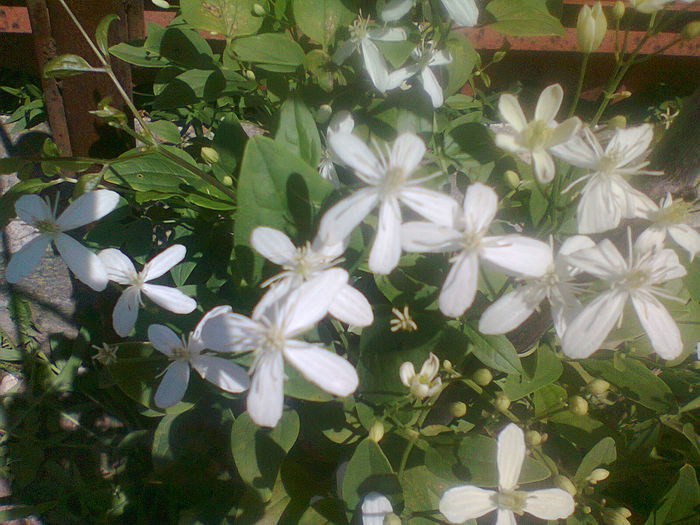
35;219;60;235
623;268;650;290
381;166;409;196
460;230;484;251
598;152;622;173
171;344;191;360
350;17;369;42
653;200;691;226
523;120;553;150
494;490;527;514
261;325;287;355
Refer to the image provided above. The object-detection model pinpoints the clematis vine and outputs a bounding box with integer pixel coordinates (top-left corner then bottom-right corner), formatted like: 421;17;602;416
495;84;581;184
401;183;552;317
319;131;459;275
6;190;120;291
479;235;595;338
149;306;249;408
440;423;575;524
551;124;657;234
562;231;687;360
200;269;359;427
250;226;373;327
638;192;700;261
98;245;197;336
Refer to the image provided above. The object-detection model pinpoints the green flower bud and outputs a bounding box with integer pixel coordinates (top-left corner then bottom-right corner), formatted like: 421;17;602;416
442;359;453;371
587;378;611;395
494;392;511;412
587;468;610;483
681;21;700;40
607;115;627;129
152;0;171;8
492;51;507;63
252;3;266;16
405;428;420;440
472;368;493;386
577;3;607;54
553;475;577;496
450;402;467;418
525;430;543;446
200;146;220;165
221;175;234;187
244;69;256;81
582;505;592;514
569;395;589;416
612;1;625;22
383;513;402;525
315;104;333;124
504;170;520;189
369;421;385;442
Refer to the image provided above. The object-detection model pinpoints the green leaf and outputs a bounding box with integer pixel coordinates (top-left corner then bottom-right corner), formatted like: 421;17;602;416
212;113;248;175
153;68;226;109
96;14;120;57
402;466;450;514
463;323;524;375
293;0;354;49
109;41;169;68
284;363;334;402
457;433;550;487
230;410;300;501
72;170;104;198
341;438;399;511
106;148;200;192
486;0;565;37
444;31;479;95
502;345;562;400
229;33;305;72
43;54;102;78
644;464;700;525
583;357;678;413
275;96;323;168
0;157;29;174
533;383;567;418
180;0;262;38
234;136;333;280
445;122;500;165
145;120;182;144
159;27;214;69
574;437;616;483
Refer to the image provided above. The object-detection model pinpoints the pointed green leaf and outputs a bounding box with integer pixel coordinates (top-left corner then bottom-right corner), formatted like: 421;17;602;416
292;0;354;49
96;14;120;57
180;0;262;38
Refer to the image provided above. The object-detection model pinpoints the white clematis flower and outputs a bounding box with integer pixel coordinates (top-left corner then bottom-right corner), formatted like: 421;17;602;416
319;111;355;187
392;45;453;108
551;124;658;234
638;193;700;261
98;245;197;337
381;0;479;27
149;306;249;408
630;0;674;13
361;492;394;525
562;232;687;360
479;235;595;338
319;131;459;275
250;226;373;327
399;352;442;398
402;183;552;317
495;84;581;184
6;190;120;291
200;269;359;427
333;17;409;93
440;423;575;524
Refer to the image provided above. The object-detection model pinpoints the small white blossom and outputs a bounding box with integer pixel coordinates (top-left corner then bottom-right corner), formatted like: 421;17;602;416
6;190;120;290
319;111;355;187
149;307;249;408
361;492;394;525
400;352;442;398
392;45;453;108
638;193;700;261
98;245;197;337
439;423;575;524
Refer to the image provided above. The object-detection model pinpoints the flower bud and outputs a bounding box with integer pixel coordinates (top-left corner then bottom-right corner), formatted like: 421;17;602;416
222;175;234;187
442;359;453;371
405;428;420;440
607;115;626;129
244;69;256;81
450;402;467;418
602;507;632;525
569;395;589;415
252;3;266;16
587;378;611;395
472;368;493;386
577;3;607;54
315;104;333;124
554;475;577;496
504;170;520;189
369;421;385;443
494;392;510;412
200;146;220;165
525;430;543;446
682;21;700;40
612;1;625;21
582;505;592;514
492;51;507;63
587;468;610;483
383;513;402;525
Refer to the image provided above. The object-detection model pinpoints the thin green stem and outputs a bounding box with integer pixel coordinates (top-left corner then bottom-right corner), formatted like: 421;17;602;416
568;52;590;118
397;401;433;480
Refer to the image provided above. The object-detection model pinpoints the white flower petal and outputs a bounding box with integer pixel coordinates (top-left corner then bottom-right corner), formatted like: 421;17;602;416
361;38;390;92
497;423;525;491
328;284;374;326
385;65;419;91
399;362;416;386
524;489;575;520
318;187;380;245
561;290;627;359
191;305;233;349
368;27;407;42
390;133;426;176
191;354;249;393
15;194;52;224
328;132;383;183
421;67;444;108
361;491;393;525
283;340;358;397
550;132;599;169
148;324;182;356
481;235;552;278
429;50;452;66
54;233;108;291
400;188;459;227
5;234;50;284
402;221;460;252
566;239;626;279
154;360;190;408
558;234;596;257
328;110;355;135
607;124;653;163
577;177;623;234
463;182;498;233
250;227;296;265
478;285;545;334
381;0;414;21
55;189;120;231
283;268;349;336
200;312;260;353
498;94;528;133
332;40;356;65
534;84;563;123
142;283;197;314
247;352;285;427
631;291;683;360
439;252;479;317
532;149;556;184
112;286;141;337
97;248;137;285
253;278;296;321
549;117;581;147
142;244;186;281
439;485;497;523
495;509;517;525
369;197;402;275
441;0;479;27
668;224;700;260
